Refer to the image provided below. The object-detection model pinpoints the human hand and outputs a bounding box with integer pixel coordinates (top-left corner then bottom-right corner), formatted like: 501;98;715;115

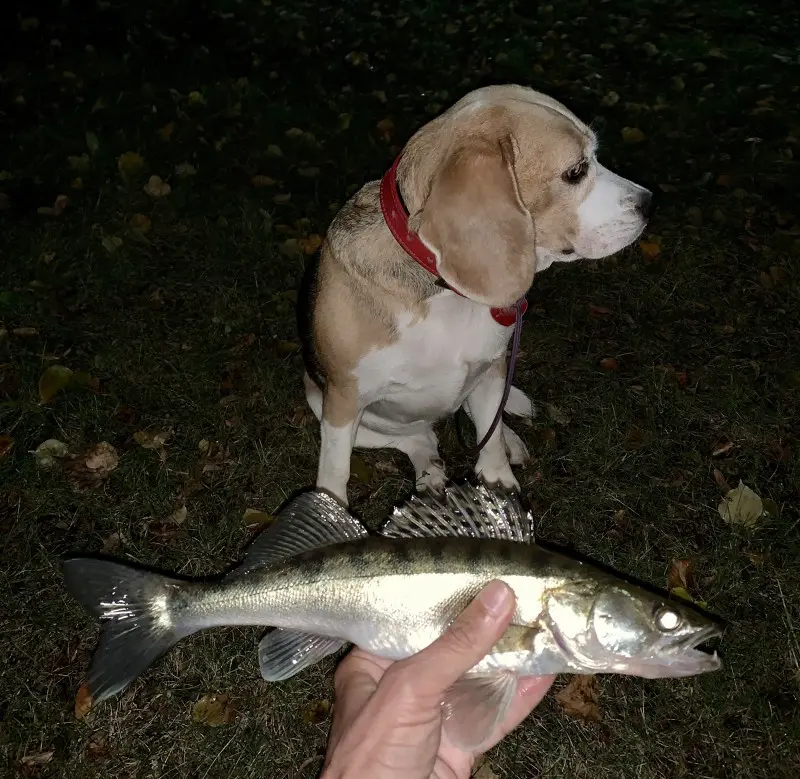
321;580;555;779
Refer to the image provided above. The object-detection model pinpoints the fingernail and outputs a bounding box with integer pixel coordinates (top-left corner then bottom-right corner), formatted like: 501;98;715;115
478;579;512;617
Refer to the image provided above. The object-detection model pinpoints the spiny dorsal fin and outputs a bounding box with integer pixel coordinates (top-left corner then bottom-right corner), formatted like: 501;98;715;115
379;483;534;543
231;490;368;575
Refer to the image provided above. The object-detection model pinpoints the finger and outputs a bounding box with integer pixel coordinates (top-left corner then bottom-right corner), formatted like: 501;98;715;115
398;579;516;699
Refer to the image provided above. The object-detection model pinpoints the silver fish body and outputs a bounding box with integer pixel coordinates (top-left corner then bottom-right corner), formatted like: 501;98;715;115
63;484;725;749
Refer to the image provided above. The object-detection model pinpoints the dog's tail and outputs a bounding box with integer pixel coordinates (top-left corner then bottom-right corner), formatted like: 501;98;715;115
505;386;535;418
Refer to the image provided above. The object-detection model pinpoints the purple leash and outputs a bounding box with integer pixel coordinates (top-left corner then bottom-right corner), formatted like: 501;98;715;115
457;299;525;456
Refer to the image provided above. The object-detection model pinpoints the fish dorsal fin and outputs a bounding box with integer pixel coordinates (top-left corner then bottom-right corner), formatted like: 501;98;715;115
442;671;518;751
380;483;534;543
232;490;368;575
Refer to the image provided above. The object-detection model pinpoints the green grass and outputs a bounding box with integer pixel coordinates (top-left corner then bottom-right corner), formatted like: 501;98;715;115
1;0;799;776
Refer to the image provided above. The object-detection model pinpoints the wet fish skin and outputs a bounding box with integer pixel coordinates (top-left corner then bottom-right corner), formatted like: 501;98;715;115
62;484;725;750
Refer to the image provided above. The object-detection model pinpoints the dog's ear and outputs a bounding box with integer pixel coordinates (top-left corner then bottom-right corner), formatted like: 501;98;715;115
416;135;536;308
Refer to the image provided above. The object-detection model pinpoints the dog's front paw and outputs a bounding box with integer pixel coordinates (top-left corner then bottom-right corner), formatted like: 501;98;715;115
475;457;520;493
416;459;447;496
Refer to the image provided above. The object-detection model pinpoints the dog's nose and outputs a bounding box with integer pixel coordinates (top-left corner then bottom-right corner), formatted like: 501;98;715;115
637;191;655;220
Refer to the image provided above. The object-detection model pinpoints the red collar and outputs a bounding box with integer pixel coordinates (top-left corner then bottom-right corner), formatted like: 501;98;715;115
379;154;528;328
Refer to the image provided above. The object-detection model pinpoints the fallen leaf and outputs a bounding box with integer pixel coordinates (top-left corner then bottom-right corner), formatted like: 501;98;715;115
0;435;13;459
12;326;38;337
623;426;650;451
130;213;151;232
252;174;276;187
298;166;320;178
712;468;731;493
266;144;283;157
118;151;145;179
144;175;171;198
33;438;70;469
273;193;291;204
599;357;619;372
85;131;100;154
86;731;108;761
667;559;695;592
621;127;646;144
670;586;707;609
133;429;171;450
639;240;661;260
175;162;197;177
101;531;123;553
275;340;300;356
298;234;323;255
302;699;331;724
350;454;375;485
285;127;304;138
65;442;119;493
167;505;188;525
159;122;175;141
587;304;613;317
102;235;123;253
192;693;236;726
39;364;74;402
187;90;206;105
601;91;620;106
75;683;93;720
20;751;54;770
718;480;763;528
556;675;601;722
243;508;275;527
712;441;735;457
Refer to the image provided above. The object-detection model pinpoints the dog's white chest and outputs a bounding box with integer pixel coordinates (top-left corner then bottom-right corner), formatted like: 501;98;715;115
354;292;511;425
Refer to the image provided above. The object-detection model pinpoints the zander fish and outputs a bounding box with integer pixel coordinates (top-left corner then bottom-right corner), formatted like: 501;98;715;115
62;483;724;749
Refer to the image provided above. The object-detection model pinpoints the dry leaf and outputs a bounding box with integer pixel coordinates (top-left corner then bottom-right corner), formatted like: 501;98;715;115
102;235;123;253
712;468;731;493
118;151;145;178
20;751;54;770
252;174;276;187
130;213;151;232
639;240;661;260
275;340;300;356
718;480;763;528
75;683;93;720
39;364;74;402
144;175;171;198
188;91;205;105
299;234;323;254
192;693;236;726
621;127;646;144
243;508;274;527
159;122;175;141
712;441;735;457
285;127;304;138
13;326;39;337
33;438;70;469
0;435;13;459
544;403;570;425
587;304;613;317
273;193;291;204
53;194;70;215
101;531;123;553
133;429;172;449
65;442;119;491
167;505;188;525
667;559;695;592
556;675;601;722
175;162;197;177
298;166;320;178
599;357;620;372
670;586;707;610
86;731;108;761
302;698;331;724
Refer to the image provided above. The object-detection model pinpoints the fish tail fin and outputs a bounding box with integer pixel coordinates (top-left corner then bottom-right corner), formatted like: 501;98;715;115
62;556;196;704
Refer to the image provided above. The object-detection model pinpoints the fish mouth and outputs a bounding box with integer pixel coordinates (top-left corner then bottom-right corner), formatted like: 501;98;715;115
672;625;725;669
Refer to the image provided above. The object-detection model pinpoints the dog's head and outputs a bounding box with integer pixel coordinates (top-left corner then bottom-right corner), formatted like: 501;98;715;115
405;85;652;308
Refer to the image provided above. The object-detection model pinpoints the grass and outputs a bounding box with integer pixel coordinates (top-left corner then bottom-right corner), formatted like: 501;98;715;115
1;0;799;776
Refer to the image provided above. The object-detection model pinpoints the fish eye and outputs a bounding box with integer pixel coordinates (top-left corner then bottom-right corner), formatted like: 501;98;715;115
654;606;682;632
562;159;588;185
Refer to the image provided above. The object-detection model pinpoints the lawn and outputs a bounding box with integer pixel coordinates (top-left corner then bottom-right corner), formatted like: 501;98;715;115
1;0;799;777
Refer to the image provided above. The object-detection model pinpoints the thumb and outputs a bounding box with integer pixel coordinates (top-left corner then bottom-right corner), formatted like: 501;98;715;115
398;579;516;701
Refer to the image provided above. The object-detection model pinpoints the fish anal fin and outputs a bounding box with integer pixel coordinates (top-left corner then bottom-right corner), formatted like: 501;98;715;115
441;671;518;751
258;628;347;681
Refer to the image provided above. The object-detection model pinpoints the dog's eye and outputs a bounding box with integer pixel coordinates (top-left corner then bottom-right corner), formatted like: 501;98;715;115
562;160;588;185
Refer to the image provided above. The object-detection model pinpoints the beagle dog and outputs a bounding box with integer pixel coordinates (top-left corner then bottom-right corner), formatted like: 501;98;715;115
300;84;652;506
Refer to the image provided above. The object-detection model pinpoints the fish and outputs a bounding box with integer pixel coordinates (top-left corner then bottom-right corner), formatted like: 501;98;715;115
62;483;725;749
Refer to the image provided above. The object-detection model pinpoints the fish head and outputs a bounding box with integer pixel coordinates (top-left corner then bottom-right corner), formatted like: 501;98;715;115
545;582;725;678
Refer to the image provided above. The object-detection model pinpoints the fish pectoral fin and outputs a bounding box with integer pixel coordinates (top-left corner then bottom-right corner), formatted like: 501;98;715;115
441;670;518;751
231;490;368;575
258;628;348;681
380;483;534;544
